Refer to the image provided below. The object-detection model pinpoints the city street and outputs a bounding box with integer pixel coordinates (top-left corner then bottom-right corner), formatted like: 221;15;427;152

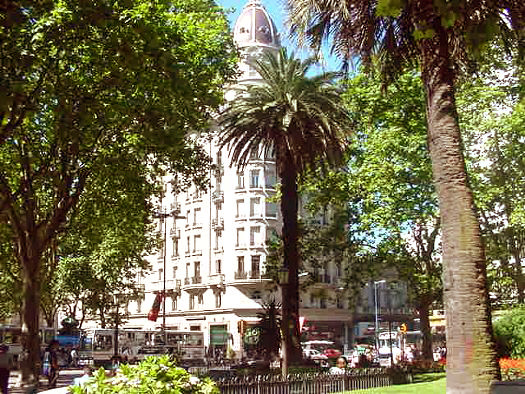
8;369;84;394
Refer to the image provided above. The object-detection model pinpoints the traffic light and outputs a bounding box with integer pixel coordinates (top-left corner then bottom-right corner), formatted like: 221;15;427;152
237;320;246;334
400;323;407;333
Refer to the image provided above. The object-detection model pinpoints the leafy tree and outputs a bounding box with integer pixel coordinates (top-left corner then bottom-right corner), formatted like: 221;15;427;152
0;0;236;385
286;1;523;390
492;306;525;359
458;43;525;306
301;69;441;361
219;48;351;371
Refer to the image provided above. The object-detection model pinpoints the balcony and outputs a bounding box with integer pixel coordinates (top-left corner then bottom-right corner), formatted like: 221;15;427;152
170;202;181;214
212;218;224;231
169;228;180;237
209;273;225;287
234;271;247;280
232;270;270;287
182;276;206;292
249;271;261;279
212;190;224;204
214;167;224;178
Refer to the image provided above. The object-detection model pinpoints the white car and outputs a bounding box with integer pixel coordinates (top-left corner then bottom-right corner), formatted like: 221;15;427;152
303;348;328;361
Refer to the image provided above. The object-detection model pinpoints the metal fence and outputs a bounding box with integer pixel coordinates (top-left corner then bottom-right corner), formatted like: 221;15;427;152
215;369;395;394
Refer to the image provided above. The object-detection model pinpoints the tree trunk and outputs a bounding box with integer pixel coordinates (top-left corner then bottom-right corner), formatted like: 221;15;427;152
419;26;500;393
279;160;303;373
20;254;43;387
416;300;433;361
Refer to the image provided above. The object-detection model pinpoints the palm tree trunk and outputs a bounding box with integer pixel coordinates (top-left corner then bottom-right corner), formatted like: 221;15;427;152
279;160;303;372
419;27;499;393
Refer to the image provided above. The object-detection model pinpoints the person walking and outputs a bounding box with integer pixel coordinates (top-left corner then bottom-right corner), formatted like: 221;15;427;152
42;340;60;389
0;345;14;394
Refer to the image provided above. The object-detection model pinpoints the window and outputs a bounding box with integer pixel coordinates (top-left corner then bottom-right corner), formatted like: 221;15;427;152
251;256;260;277
215;233;222;250
250;197;261;217
172;237;179;257
194;208;201;226
173;266;177;278
236;199;245;218
186;236;190;254
194;261;201;279
216;152;222;167
172;297;177;311
250;148;259;159
136;299;142;313
215;293;222;308
185;263;190;279
216;259;222;274
250;170;260;188
237;256;244;273
198;294;204;305
237;172;245;189
194;235;201;253
250;226;260;246
265;201;278;217
189;295;195;310
158;269;163;281
265;169;277;188
236;228;245;247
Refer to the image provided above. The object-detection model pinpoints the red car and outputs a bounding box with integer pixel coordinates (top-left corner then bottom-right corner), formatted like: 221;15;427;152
323;348;342;359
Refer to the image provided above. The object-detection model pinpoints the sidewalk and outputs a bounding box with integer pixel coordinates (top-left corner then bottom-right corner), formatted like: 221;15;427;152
8;369;83;394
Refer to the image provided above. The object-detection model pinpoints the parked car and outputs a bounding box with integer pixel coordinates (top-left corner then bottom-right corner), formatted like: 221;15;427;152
323;348;342;359
303;348;328;361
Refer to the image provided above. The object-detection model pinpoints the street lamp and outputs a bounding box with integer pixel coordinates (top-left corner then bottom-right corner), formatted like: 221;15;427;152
154;207;185;336
374;280;386;352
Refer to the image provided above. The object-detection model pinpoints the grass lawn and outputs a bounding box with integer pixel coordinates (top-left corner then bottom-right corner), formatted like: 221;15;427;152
346;373;446;394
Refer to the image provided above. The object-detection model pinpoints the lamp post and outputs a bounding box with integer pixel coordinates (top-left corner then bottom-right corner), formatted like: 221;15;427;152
155;207;185;338
374;280;386;353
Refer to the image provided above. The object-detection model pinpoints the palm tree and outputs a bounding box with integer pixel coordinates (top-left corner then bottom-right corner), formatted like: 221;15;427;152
285;1;523;392
219;48;351;372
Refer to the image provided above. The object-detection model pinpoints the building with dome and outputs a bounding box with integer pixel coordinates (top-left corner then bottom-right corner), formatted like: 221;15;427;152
106;0;414;361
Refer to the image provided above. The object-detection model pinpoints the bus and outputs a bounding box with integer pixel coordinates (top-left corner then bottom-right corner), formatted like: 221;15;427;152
78;329;205;366
0;325;56;365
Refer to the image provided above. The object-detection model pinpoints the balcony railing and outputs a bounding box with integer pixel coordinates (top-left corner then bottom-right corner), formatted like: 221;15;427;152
192;276;202;284
234;271;248;280
212;218;224;230
249;271;261;279
184;277;190;285
212;190;224;203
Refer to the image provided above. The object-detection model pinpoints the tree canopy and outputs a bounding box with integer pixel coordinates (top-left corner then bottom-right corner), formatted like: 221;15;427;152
0;0;237;385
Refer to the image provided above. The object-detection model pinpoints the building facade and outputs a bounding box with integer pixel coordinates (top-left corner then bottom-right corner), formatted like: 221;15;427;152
104;0;413;359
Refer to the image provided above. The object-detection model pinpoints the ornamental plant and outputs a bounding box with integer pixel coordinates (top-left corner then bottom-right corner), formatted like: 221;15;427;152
499;358;525;381
69;356;219;394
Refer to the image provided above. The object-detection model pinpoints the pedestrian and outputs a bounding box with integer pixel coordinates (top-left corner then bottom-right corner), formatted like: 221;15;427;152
42;340;60;389
330;357;347;374
73;366;93;387
0;344;14;394
70;347;79;368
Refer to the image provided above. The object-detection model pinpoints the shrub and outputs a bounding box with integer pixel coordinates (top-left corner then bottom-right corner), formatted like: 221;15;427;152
69;356;219;394
493;306;525;359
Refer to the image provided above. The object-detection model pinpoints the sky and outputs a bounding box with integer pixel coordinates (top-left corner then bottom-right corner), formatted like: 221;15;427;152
216;0;341;72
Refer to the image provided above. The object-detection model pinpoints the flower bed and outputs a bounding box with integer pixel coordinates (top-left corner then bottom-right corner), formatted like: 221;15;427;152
69;356;219;394
499;358;525;381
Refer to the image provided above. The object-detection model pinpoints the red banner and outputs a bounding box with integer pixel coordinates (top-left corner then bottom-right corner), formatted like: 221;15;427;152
147;293;163;322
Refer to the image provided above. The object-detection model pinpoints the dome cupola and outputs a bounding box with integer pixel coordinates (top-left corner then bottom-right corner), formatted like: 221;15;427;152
233;0;280;49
